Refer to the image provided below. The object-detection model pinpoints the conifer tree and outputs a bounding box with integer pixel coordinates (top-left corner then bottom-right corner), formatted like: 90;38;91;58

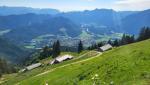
40;46;52;59
52;40;61;58
107;39;113;45
78;40;83;53
113;39;119;47
97;42;103;47
137;27;150;41
56;40;60;56
120;34;135;45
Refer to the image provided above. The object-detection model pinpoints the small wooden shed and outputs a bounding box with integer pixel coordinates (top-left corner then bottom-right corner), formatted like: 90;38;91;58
50;55;73;64
98;44;112;52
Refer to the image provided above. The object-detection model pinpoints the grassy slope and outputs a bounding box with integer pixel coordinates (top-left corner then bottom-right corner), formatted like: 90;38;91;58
1;51;99;85
16;39;150;85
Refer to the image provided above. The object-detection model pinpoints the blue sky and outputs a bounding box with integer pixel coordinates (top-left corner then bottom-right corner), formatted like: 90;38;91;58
0;0;150;11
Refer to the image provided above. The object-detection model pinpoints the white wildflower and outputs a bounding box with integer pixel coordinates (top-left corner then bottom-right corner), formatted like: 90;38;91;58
110;81;114;85
95;74;99;77
45;83;48;85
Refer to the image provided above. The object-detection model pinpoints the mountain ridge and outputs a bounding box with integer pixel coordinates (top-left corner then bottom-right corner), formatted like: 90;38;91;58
0;6;60;15
0;8;149;48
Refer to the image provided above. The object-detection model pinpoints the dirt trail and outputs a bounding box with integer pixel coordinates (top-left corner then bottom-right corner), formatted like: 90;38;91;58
15;51;102;85
35;52;102;77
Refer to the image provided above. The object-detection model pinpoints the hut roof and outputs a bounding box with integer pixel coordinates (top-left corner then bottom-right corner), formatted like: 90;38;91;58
99;44;112;51
26;63;42;70
56;55;73;62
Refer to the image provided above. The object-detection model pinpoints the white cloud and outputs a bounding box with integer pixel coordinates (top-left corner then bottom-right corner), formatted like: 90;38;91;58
113;0;150;11
116;0;149;4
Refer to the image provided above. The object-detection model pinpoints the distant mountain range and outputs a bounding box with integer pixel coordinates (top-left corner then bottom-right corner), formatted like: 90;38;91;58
0;6;60;15
122;9;150;34
0;13;81;45
0;6;149;64
58;9;150;34
0;7;149;37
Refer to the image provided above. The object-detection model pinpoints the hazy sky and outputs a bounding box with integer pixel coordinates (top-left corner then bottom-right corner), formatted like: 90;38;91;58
0;0;150;11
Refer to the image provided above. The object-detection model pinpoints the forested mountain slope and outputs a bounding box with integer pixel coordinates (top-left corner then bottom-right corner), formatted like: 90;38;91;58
0;37;28;64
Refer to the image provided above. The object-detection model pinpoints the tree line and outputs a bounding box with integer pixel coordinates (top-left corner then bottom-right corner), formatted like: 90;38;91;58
88;27;150;50
39;40;84;59
138;27;150;41
39;40;60;60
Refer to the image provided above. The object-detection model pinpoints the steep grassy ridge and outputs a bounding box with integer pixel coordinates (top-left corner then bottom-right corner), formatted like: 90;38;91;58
1;40;150;85
17;39;150;85
2;51;99;85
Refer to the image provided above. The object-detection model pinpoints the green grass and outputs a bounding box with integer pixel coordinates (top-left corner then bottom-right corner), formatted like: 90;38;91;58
40;50;91;65
1;50;98;85
2;39;150;85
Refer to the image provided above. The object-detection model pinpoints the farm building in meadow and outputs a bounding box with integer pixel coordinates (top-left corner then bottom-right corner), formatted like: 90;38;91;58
98;44;113;52
50;55;73;64
26;63;42;70
19;63;42;72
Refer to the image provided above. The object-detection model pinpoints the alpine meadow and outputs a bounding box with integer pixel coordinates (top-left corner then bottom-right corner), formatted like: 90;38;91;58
0;0;150;85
